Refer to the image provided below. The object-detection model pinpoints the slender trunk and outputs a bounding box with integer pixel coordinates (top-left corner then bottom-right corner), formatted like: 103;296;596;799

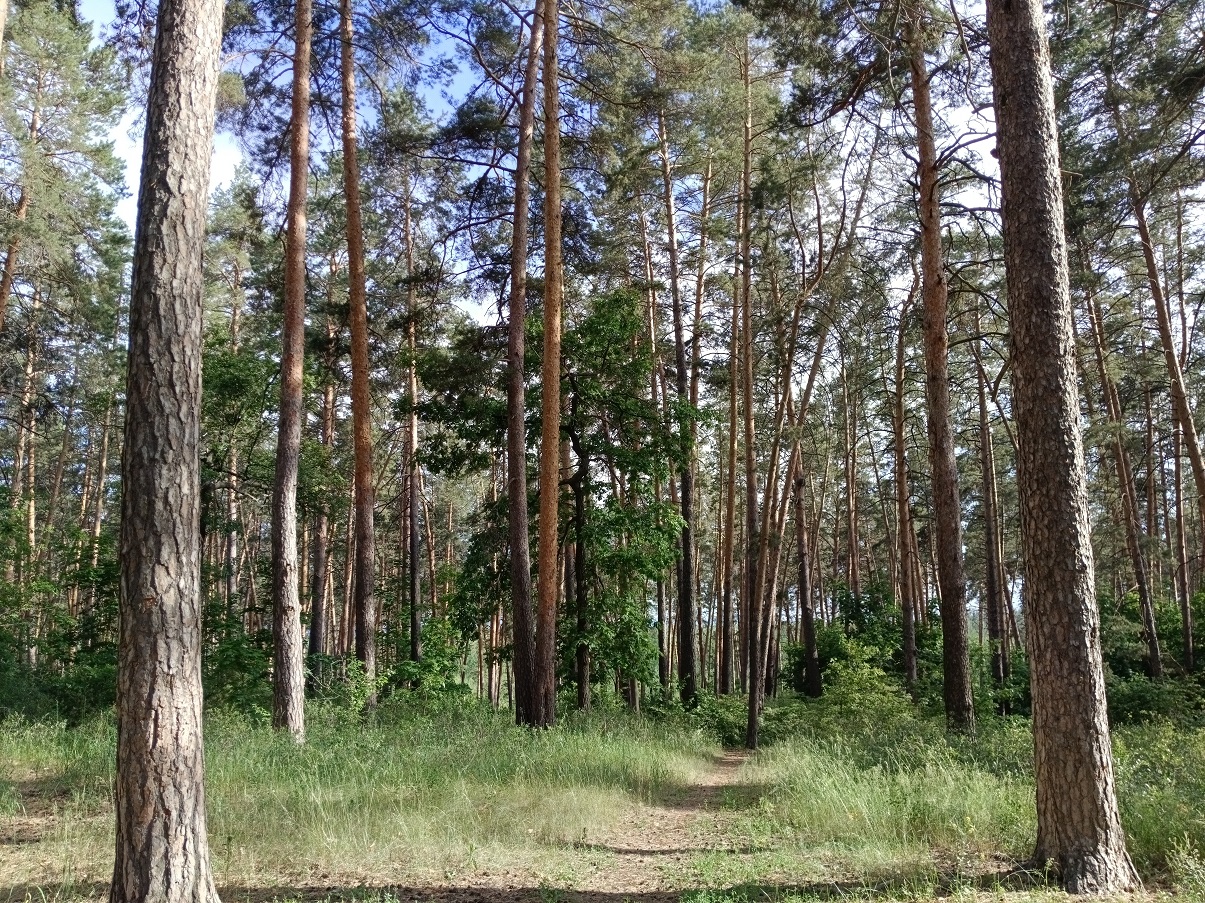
533;0;562;727
507;0;544;726
402;191;422;662
912;40;974;733
719;200;741;697
0;189;29;338
0;0;8;77
842;370;860;597
340;0;377;704
308;353;335;671
793;461;821;697
1134;197;1205;578
1085;292;1162;678
740;44;757;695
976;346;1010;707
894;285;919;691
571;436;589;710
1174;421;1194;670
269;0;312;740
656;110;697;705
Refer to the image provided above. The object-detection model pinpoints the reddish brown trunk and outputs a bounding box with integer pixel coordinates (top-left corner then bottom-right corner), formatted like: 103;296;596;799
340;0;377;704
269;0;313;740
911;40;974;733
533;0;562;727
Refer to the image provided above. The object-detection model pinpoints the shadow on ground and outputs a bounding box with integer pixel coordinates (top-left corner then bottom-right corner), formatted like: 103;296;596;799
0;865;1068;903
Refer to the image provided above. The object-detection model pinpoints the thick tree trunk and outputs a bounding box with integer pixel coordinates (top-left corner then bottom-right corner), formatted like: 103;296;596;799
269;0;312;742
911;41;974;733
533;0;562;728
985;0;1139;889
507;0;544;726
110;0;223;892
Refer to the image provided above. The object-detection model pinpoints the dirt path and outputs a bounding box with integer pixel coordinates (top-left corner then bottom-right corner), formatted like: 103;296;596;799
562;750;751;900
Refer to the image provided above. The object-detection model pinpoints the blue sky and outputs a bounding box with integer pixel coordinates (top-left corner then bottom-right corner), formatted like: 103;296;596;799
78;0;245;232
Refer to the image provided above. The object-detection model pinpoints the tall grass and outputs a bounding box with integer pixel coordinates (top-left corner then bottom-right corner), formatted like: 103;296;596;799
724;668;1035;876
722;663;1205;886
0;698;717;892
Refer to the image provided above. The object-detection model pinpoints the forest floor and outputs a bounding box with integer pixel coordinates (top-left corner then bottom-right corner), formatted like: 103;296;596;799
2;706;1193;903
0;746;1098;903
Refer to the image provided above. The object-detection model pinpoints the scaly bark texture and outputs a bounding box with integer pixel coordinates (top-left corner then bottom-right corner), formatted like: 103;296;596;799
911;40;974;734
270;0;312;742
985;0;1139;890
111;0;223;893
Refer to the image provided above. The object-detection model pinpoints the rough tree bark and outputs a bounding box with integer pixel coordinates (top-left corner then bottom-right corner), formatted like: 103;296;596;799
985;0;1140;889
269;0;312;742
110;0;223;892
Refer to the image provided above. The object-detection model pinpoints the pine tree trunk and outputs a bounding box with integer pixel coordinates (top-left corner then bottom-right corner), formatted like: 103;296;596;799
405;197;422;664
340;0;377;705
1085;293;1161;678
110;0;223;891
1174;420;1194;670
911;40;974;733
740;45;758;694
985;0;1139;888
793;470;821;697
894;287;919;692
308;359;336;671
975;344;1009;708
269;0;312;740
657;110;698;706
507;0;544;726
533;0;563;727
719;198;741;697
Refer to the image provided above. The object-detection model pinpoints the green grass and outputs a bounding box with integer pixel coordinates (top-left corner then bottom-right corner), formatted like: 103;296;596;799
4;683;1205;902
0;697;718;893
